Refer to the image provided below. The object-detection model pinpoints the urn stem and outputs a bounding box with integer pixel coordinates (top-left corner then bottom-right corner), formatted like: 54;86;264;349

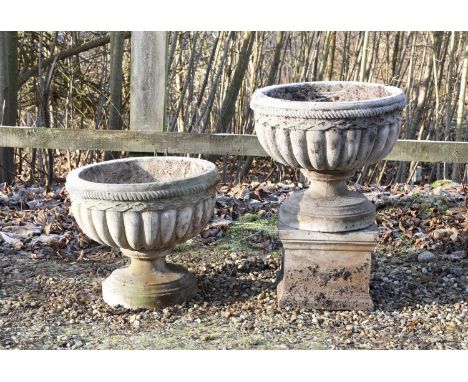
122;248;172;275
129;257;169;275
302;170;354;198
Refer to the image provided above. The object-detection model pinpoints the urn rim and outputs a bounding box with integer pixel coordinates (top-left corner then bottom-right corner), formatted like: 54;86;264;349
66;156;219;201
250;81;406;118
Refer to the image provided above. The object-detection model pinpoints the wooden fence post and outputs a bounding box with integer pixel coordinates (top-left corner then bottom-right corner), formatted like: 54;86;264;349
130;31;167;133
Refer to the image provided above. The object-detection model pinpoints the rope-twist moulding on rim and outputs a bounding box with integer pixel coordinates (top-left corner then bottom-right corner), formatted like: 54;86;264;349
66;157;219;250
251;100;407;120
250;81;406;119
251;81;406;173
74;183;217;202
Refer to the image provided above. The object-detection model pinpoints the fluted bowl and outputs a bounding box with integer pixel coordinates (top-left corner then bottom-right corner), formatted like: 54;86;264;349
66;157;219;250
250;81;406;173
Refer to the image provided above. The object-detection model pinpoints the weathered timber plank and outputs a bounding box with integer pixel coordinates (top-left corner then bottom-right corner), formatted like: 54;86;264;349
0;127;265;157
0;126;467;163
385;139;468;163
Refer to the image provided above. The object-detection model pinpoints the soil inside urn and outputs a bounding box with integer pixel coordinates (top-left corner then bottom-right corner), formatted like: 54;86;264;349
265;83;390;102
78;158;208;184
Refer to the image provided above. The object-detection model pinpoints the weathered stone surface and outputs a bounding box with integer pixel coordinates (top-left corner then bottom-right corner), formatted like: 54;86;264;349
66;157;219;309
279;171;376;232
66;157;218;250
277;224;378;311
102;249;197;309
250;81;406;173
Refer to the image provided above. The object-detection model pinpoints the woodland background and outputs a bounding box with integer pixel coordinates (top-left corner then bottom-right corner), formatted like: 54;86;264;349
0;31;467;186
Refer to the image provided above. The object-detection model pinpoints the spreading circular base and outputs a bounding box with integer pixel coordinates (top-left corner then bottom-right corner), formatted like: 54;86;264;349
102;262;197;309
279;189;375;232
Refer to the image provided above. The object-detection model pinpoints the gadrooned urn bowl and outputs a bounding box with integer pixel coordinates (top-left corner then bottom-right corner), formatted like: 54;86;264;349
66;157;219;250
250;81;406;232
65;156;219;309
250;81;406;173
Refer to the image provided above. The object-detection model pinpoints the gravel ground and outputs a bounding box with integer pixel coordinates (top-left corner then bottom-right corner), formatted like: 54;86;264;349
0;180;466;349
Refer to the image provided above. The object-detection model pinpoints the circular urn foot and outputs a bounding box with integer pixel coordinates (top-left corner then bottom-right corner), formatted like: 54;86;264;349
102;249;198;309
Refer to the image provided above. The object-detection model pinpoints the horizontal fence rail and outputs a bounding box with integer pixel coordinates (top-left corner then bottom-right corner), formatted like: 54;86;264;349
0;126;467;163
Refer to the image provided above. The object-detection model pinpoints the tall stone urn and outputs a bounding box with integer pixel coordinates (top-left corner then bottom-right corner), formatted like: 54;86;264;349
251;81;406;310
66;157;219;309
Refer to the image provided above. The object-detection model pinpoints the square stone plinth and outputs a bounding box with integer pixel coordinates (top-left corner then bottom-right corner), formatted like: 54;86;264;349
277;224;378;311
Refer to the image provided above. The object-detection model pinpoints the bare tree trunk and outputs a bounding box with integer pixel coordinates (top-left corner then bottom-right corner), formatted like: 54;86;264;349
318;31;331;81
395;33;415;182
391;31;401;84
367;32;380;81
359;31;370;82
170;32;199;132
166;32;178;74
216;31;255;134
36;32;59;187
408;34;433;139
267;32;286;85
311;32;322;80
187;32;221;132
397;33;433;183
339;32;349;80
432;33;442;179
325;31;336;81
197;32;232;132
444;31;457;178
300;32;315;81
0;32;17;184
452;32;468;182
349;32;364;81
240;31;286;182
355;31;372;183
104;31;125;161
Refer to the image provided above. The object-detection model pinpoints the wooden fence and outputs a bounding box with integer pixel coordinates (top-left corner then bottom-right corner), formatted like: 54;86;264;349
1;126;467;163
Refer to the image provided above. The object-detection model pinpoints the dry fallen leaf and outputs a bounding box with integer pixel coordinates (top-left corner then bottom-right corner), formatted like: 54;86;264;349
76;250;85;263
44;223;52;235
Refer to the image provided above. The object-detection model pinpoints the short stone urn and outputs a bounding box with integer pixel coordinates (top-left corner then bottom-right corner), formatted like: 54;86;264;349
251;81;406;310
66;157;219;309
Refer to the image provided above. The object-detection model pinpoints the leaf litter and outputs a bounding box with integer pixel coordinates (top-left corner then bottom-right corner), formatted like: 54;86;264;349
0;179;466;349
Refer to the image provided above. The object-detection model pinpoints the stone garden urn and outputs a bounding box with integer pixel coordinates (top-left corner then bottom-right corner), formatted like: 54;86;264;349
251;81;406;310
66;157;219;309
